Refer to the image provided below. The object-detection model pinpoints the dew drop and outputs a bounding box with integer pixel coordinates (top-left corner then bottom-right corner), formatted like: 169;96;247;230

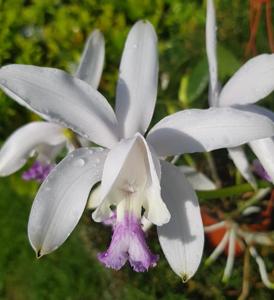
0;79;7;85
73;158;85;167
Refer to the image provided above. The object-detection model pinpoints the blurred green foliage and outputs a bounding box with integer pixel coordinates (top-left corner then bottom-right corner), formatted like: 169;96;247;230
1;0;274;299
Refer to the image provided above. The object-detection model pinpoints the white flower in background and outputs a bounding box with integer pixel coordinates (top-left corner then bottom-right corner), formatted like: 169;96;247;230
0;20;274;280
0;30;105;182
179;165;216;191
204;196;274;289
206;0;274;188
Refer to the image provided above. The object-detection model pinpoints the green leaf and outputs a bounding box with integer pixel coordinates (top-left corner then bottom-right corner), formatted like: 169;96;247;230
218;45;241;80
179;57;209;106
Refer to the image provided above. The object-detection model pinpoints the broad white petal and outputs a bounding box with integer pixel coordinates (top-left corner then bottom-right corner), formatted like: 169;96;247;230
0;122;65;176
228;146;257;188
28;147;107;256
206;0;219;107
235;104;274;122
92;134;170;225
249;137;274;183
75;30;105;89
147;107;274;156
0;65;119;148
157;161;204;281
179;165;216;190
219;54;274;106
115;20;158;138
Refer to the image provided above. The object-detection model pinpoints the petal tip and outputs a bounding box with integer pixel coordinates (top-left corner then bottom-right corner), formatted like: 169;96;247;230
181;273;190;283
36;249;44;259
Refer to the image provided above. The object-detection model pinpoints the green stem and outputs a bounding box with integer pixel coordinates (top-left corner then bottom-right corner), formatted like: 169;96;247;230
235;188;271;215
197;181;272;201
183;154;197;168
204;152;222;188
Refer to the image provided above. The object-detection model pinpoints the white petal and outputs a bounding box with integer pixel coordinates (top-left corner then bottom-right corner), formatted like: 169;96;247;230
157;161;204;281
92;134;170;225
0;122;65;176
206;0;219;107
249;137;274;183
219;54;274;106
205;231;229;265
87;184;102;209
75;30;105;89
36;143;66;164
204;221;225;233
28;147;107;257
222;228;236;282
235;103;274;122
250;247;274;289
0;65;119;148
147;107;274;156
115;20;158;138
228;146;257;188
179;165;216;190
141;216;153;231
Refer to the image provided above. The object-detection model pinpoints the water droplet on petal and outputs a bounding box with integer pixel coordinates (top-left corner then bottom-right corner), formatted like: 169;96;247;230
73;158;85;167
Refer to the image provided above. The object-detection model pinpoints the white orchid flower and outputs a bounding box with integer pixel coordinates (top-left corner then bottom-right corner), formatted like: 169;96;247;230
205;209;274;289
1;20;274;280
0;29;105;182
179;165;216;191
206;0;274;188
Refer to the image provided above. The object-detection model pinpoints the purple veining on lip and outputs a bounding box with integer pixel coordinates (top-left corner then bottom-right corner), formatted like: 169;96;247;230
22;161;54;182
102;211;117;228
253;159;272;182
98;212;158;272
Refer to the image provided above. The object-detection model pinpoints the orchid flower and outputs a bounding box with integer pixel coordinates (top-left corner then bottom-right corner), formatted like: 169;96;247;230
204;196;274;289
1;21;274;280
206;0;274;188
179;165;216;191
0;29;105;182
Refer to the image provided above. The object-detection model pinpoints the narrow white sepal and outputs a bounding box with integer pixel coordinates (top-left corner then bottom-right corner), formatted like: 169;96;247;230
75;30;105;89
228;146;257;189
115;20;158;138
206;0;219;107
0;65;119;148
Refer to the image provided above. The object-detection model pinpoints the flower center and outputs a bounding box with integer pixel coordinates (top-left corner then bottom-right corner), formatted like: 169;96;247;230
97;197;158;272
